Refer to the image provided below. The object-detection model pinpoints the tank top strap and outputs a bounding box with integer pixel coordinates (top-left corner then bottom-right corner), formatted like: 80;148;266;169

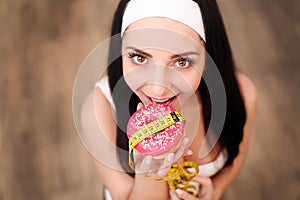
95;76;116;110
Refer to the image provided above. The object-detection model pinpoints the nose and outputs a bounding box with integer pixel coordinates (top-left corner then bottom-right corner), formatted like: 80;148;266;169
147;82;170;97
147;65;171;96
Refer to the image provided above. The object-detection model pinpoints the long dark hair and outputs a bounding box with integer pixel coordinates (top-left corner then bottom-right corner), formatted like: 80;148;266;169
107;0;246;176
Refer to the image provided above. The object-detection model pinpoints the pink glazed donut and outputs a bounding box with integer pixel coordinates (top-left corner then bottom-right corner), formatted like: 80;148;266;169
127;104;185;159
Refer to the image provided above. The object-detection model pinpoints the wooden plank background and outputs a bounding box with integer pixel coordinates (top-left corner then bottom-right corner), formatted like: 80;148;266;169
0;0;299;199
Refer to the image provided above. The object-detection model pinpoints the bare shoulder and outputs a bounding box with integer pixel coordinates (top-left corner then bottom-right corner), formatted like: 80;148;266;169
81;89;134;198
234;72;258;154
95;87;117;144
81;87;116;145
235;72;258;116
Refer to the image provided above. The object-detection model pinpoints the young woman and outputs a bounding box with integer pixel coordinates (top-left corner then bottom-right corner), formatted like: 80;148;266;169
87;0;257;199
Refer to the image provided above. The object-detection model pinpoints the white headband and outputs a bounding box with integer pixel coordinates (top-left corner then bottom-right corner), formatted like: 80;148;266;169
121;0;206;42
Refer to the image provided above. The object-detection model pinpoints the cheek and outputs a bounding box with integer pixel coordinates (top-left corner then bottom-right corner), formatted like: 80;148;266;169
191;75;201;92
181;69;202;93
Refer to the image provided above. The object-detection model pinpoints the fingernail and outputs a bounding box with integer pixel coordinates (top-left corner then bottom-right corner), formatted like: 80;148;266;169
186;149;193;155
167;153;174;162
137;102;143;110
175;189;182;196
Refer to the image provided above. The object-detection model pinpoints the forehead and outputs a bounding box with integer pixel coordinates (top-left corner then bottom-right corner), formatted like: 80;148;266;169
126;17;203;43
123;17;204;53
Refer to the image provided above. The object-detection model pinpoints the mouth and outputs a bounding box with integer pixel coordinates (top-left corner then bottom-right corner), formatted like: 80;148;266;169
145;95;178;106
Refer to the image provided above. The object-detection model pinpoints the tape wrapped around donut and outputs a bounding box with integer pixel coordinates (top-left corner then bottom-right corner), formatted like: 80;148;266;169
127;104;185;168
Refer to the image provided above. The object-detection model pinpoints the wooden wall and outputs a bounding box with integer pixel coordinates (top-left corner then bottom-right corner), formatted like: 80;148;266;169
0;0;299;199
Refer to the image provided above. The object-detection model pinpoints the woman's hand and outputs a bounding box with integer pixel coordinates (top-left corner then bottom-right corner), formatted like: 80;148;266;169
169;175;214;200
133;137;191;177
133;103;192;177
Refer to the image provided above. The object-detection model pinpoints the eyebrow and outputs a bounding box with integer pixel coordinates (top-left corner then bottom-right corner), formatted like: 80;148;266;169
125;46;200;59
125;47;153;58
170;51;200;59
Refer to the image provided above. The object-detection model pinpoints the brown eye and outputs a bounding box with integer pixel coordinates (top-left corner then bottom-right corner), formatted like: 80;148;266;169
136;56;146;63
175;58;190;68
128;53;148;65
178;59;187;67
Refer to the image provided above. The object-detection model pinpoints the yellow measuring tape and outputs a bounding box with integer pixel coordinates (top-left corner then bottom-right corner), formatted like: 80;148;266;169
157;161;200;197
128;111;185;169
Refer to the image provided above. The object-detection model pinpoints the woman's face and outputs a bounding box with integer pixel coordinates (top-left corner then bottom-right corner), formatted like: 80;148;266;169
122;17;205;110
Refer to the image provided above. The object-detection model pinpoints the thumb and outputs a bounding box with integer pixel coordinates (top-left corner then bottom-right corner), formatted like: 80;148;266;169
137;102;144;110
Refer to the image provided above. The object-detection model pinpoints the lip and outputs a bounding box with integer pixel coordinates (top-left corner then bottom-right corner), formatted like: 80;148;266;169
144;94;178;106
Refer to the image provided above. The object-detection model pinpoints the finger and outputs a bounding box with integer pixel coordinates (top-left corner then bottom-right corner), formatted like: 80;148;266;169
133;149;146;165
137;102;144;110
133;148;142;159
161;153;174;167
198;186;207;199
174;137;190;160
191;176;213;199
157;153;174;177
140;155;152;173
192;175;212;186
169;189;181;200
135;155;152;174
176;189;199;200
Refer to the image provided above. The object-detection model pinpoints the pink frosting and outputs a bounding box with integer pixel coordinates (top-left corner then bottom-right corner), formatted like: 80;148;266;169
127;104;184;156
